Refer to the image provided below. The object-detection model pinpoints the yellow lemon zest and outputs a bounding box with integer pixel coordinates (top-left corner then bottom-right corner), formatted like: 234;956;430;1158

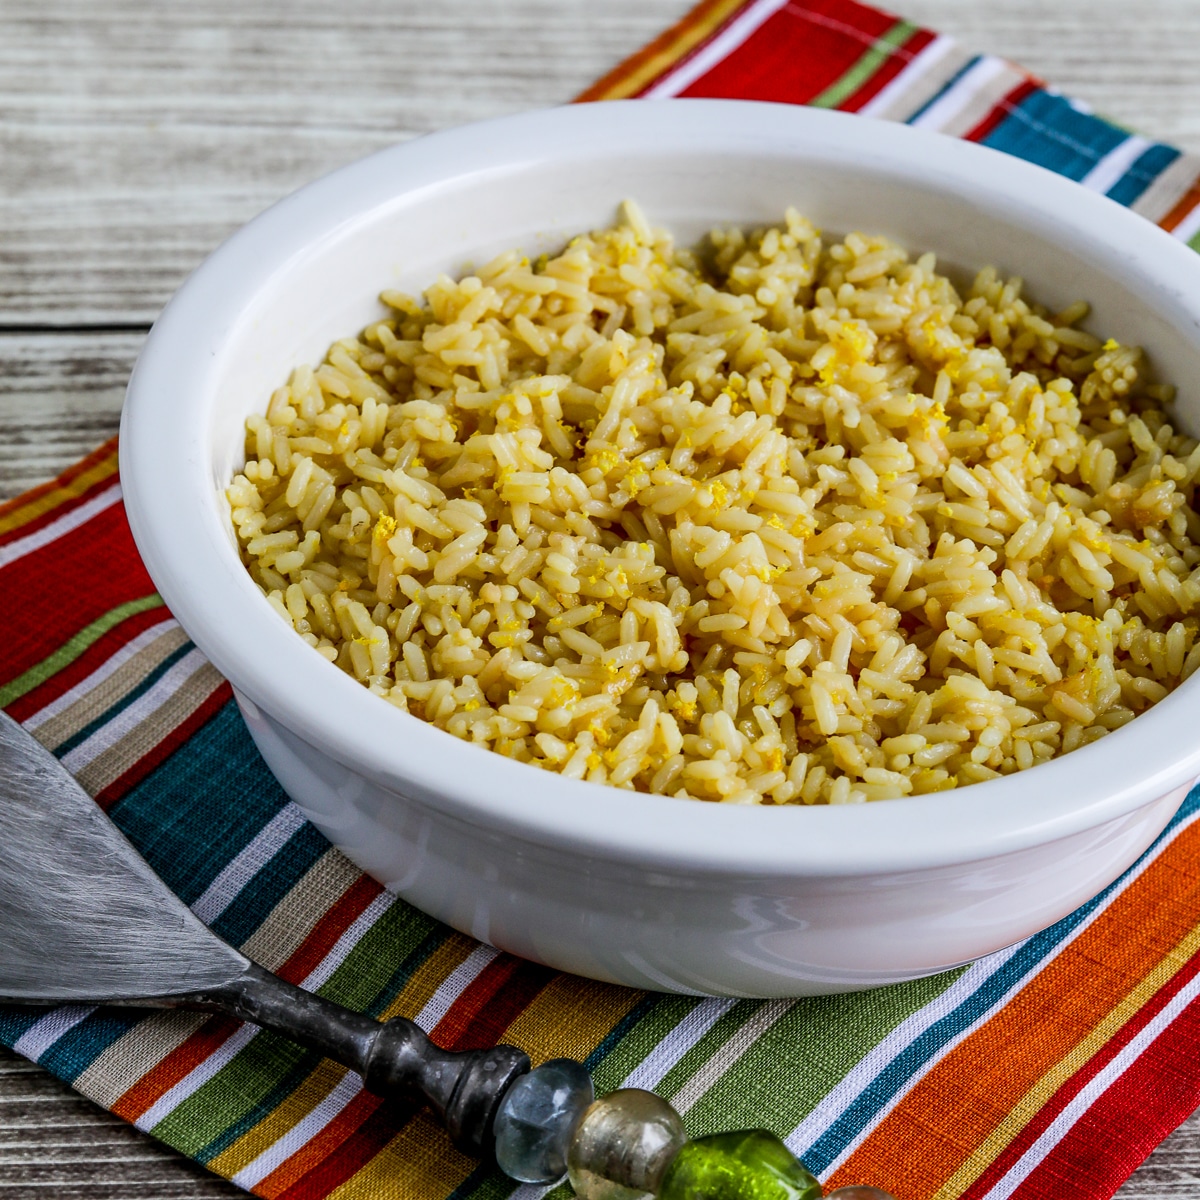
818;322;872;386
615;240;639;266
625;463;652;498
547;678;579;709
586;719;612;747
913;399;949;435
588;449;620;476
749;562;785;582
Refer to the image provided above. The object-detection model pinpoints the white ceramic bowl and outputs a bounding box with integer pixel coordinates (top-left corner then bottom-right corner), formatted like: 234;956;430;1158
121;100;1200;998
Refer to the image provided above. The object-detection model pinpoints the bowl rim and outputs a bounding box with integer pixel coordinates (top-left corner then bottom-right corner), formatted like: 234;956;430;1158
120;98;1200;877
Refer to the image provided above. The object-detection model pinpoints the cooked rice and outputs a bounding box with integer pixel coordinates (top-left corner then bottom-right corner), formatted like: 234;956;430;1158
228;202;1200;805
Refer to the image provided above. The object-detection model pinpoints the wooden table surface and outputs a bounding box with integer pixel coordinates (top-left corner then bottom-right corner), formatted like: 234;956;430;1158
4;0;1200;1194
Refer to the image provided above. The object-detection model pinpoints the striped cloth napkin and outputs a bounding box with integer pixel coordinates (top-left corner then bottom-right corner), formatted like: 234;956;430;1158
6;2;1200;1198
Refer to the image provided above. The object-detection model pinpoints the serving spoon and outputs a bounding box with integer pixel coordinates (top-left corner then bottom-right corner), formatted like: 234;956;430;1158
0;708;892;1198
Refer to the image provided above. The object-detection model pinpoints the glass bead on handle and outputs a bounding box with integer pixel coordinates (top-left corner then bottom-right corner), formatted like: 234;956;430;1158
491;1074;898;1200
657;1129;822;1200
567;1089;688;1200
493;1058;595;1183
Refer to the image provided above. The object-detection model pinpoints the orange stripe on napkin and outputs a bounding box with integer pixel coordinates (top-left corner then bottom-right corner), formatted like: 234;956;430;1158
830;813;1200;1197
0;437;119;540
113;1016;243;1123
257;1089;386;1199
1158;178;1200;234
576;0;749;100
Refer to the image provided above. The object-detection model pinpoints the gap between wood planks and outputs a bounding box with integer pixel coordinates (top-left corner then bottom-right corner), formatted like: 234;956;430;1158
0;324;151;335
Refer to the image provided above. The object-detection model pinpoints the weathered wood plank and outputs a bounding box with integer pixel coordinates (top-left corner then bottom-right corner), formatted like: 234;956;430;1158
4;0;1200;324
0;1046;239;1196
1124;1108;1200;1197
0;332;139;498
0;0;693;324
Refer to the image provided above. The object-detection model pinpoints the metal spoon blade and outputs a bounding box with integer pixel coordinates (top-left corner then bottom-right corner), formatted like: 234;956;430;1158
0;709;248;1003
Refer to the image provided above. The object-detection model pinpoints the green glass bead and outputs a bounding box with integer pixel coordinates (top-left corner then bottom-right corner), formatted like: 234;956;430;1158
657;1129;822;1200
566;1088;688;1200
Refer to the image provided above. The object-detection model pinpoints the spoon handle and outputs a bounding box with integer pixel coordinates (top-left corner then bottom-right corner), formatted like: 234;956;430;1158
148;962;530;1156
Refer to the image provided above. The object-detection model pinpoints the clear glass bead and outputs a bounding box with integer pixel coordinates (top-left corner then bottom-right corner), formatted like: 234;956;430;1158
566;1088;688;1200
493;1058;594;1184
825;1188;898;1200
658;1129;822;1200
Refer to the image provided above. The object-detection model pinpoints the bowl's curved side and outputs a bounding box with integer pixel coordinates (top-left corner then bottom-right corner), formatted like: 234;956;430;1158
238;690;1190;996
119;100;1200;993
